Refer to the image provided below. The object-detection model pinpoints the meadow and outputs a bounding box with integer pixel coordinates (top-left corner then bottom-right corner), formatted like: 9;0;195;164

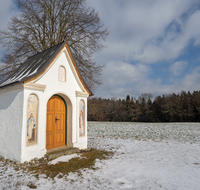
0;122;200;189
88;122;200;143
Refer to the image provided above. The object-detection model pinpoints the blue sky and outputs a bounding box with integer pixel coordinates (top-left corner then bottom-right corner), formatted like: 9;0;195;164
1;0;200;99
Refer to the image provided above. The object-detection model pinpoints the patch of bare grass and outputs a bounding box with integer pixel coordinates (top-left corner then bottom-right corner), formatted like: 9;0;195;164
27;149;113;179
27;182;37;189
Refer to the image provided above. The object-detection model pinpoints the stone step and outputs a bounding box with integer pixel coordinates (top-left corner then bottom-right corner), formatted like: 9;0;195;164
45;146;79;161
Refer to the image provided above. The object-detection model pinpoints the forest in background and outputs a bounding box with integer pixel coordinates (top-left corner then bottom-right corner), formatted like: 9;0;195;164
87;90;200;122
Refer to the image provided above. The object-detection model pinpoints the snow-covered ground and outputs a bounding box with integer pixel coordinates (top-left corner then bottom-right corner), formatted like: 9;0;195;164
0;122;200;189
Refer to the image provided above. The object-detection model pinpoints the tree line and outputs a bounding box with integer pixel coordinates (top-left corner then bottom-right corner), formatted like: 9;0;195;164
87;91;200;122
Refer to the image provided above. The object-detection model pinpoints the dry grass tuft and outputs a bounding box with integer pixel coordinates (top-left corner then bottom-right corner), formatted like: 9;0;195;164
27;182;37;189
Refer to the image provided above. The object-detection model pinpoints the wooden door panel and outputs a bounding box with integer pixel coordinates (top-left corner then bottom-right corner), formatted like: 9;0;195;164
46;112;54;150
55;133;65;145
46;134;53;148
47;98;54;111
46;113;54;132
56;97;65;111
56;114;65;131
56;133;61;143
55;116;65;146
46;95;66;150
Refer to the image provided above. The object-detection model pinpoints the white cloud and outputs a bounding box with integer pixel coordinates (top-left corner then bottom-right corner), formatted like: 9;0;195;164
95;62;200;98
86;0;200;98
169;61;188;76
87;0;200;64
95;61;151;98
122;9;200;64
147;66;200;95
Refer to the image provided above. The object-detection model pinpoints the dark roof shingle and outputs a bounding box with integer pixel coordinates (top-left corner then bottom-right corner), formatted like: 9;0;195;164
0;41;65;88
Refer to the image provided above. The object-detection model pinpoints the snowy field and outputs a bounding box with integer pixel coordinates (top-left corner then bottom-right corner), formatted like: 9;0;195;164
0;122;200;189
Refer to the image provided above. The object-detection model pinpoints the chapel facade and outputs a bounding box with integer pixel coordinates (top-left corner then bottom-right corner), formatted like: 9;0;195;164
0;41;92;162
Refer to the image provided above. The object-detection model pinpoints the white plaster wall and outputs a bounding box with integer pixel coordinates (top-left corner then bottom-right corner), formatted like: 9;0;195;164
21;49;88;161
0;88;24;162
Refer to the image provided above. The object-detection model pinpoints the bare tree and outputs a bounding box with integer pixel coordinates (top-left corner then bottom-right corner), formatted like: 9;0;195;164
0;0;108;89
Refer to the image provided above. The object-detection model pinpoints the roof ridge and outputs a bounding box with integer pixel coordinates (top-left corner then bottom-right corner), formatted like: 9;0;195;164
27;41;65;60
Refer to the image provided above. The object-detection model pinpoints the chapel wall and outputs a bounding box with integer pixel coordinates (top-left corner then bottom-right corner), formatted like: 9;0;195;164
0;89;24;161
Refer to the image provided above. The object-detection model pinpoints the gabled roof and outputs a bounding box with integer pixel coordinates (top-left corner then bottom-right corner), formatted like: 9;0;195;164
0;41;92;95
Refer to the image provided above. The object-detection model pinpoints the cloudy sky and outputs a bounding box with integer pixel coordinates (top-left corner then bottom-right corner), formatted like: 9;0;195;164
1;0;200;99
86;0;200;98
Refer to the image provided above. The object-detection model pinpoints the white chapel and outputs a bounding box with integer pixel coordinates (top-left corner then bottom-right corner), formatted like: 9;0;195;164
0;41;92;162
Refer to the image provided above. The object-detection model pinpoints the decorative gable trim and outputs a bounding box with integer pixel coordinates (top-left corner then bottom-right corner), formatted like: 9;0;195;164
24;82;46;92
64;44;92;95
76;91;89;98
62;47;86;93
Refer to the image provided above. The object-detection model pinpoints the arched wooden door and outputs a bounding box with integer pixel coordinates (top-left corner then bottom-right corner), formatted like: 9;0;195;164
46;95;66;150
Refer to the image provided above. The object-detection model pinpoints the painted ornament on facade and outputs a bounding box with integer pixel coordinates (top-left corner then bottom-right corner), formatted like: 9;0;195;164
79;100;85;137
26;94;38;146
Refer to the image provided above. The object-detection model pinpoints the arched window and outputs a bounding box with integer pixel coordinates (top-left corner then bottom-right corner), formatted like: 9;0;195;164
58;66;66;82
79;100;85;137
26;94;38;146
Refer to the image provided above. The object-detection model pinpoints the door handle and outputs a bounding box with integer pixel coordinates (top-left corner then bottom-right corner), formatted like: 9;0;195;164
55;117;60;123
